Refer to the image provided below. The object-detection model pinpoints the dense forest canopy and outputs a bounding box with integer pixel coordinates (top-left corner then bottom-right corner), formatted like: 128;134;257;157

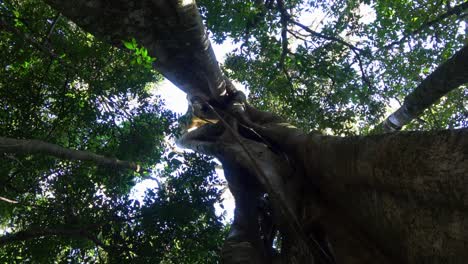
200;0;467;133
0;0;226;262
0;0;467;263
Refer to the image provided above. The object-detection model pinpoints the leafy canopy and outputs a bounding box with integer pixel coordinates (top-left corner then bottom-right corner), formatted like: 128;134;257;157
200;0;467;134
0;0;226;262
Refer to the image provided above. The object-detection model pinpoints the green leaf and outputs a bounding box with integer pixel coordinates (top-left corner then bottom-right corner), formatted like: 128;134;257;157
123;39;136;50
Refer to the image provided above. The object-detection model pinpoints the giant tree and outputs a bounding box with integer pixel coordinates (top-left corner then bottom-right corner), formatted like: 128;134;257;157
3;0;468;263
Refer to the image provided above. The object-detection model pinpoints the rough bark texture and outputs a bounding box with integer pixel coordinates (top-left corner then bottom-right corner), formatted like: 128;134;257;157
176;112;316;263
300;129;468;263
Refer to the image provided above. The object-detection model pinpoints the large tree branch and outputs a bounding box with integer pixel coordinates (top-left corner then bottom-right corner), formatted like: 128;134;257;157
0;137;142;172
378;44;468;132
43;0;231;102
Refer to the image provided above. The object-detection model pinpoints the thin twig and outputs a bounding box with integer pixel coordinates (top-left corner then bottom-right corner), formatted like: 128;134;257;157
291;20;362;52
42;14;61;45
0;196;18;204
277;0;290;69
275;2;372;90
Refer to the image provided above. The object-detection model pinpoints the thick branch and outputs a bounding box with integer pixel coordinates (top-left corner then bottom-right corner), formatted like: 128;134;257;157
378;44;468;132
43;0;230;101
0;137;141;172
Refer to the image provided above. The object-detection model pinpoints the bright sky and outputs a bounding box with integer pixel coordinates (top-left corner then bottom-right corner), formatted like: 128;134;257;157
152;40;248;114
130;40;243;223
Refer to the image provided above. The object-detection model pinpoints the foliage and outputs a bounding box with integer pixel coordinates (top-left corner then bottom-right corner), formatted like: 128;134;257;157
0;153;226;263
199;0;467;134
122;38;157;69
0;0;225;262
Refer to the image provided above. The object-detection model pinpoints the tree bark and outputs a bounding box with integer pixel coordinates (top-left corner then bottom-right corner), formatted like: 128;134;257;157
0;137;141;172
226;108;468;263
299;128;468;263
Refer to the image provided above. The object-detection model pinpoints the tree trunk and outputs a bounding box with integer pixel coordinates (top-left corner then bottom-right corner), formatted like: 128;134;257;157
299;129;468;263
226;109;468;263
